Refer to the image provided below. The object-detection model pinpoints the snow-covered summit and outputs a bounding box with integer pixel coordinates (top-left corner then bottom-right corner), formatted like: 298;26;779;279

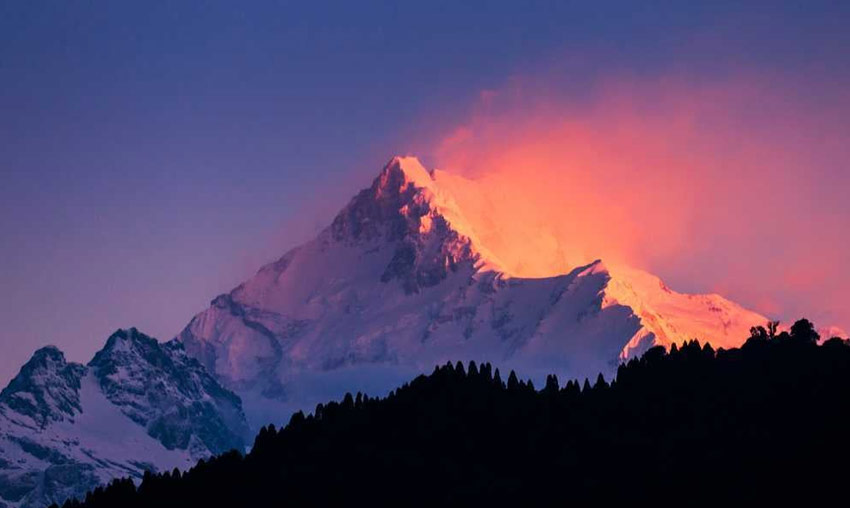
178;156;770;429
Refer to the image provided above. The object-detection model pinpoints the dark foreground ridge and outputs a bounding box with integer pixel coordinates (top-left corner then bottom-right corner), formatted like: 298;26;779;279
54;319;849;507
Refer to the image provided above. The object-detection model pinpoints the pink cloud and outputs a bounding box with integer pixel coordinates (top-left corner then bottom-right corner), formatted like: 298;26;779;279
424;72;850;332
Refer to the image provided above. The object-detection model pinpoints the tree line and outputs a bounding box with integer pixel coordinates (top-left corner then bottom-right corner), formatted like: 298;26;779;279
52;319;850;507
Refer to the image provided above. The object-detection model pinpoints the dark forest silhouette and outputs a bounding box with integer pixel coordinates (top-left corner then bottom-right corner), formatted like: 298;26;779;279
52;319;849;507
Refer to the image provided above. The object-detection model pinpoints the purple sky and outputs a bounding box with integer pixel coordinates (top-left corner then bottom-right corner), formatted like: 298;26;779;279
1;1;849;385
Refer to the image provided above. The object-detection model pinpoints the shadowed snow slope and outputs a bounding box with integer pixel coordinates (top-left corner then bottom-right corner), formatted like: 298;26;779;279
178;157;768;429
0;329;249;508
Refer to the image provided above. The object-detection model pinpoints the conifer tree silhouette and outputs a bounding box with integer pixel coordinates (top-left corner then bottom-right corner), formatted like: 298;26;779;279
51;318;850;508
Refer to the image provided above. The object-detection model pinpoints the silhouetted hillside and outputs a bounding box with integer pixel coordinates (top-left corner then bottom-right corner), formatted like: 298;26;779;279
54;319;850;507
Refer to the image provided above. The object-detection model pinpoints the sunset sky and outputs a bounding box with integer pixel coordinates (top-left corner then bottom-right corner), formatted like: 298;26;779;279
1;1;848;384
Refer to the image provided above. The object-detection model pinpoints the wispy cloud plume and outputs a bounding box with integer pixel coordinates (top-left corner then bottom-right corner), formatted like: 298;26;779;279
426;71;850;331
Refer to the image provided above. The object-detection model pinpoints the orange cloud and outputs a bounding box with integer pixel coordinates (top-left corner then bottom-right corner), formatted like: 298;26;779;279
423;72;850;331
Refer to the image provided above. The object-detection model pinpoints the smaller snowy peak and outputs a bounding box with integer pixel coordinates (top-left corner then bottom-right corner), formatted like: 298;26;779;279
0;330;252;508
0;346;86;428
88;328;249;455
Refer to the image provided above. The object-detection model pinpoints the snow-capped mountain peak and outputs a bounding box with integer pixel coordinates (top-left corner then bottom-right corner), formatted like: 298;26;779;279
329;156;505;284
1;155;779;507
177;156;770;430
